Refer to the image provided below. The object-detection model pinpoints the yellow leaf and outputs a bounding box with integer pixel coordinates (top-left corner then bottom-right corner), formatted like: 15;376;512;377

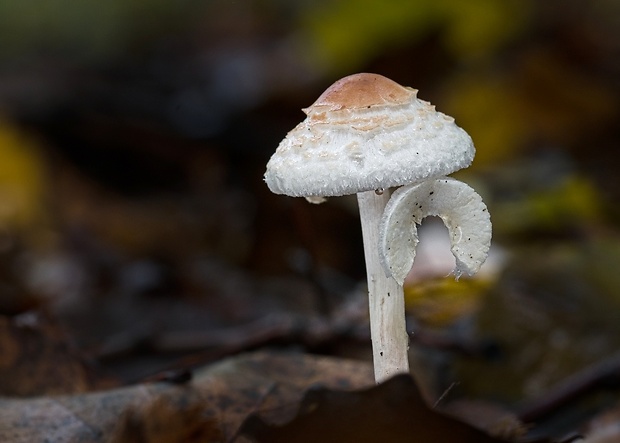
405;277;491;327
443;50;618;166
0;120;46;228
440;0;530;60
300;0;530;73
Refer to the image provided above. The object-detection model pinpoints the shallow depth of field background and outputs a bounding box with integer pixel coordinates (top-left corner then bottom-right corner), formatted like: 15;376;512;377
0;0;620;423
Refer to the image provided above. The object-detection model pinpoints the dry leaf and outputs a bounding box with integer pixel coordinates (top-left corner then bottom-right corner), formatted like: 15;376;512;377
0;311;93;396
241;373;522;443
0;351;374;443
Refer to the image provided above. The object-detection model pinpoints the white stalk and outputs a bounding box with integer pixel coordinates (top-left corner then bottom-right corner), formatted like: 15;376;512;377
357;189;410;383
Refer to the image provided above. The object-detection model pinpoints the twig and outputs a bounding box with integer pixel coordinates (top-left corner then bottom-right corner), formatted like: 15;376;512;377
518;350;620;424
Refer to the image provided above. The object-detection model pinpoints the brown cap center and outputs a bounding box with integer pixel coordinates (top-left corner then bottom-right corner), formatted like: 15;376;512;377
306;73;415;113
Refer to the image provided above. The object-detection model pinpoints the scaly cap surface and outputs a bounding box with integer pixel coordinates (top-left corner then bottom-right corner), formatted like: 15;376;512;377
265;73;475;198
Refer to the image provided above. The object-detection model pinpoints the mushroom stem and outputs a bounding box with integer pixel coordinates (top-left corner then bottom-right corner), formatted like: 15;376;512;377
357;189;410;383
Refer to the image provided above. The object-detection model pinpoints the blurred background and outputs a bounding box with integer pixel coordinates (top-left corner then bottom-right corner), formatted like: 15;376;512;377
1;0;620;426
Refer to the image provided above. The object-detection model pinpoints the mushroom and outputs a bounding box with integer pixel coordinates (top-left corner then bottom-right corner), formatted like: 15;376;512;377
264;73;490;383
380;177;492;286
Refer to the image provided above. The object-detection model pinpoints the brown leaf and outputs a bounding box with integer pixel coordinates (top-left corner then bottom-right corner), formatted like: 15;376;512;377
111;391;224;443
0;351;374;442
0;311;93;396
441;399;528;440
240;373;514;443
581;403;620;443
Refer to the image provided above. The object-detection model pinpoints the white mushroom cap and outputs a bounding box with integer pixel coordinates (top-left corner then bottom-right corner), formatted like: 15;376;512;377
265;73;475;198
